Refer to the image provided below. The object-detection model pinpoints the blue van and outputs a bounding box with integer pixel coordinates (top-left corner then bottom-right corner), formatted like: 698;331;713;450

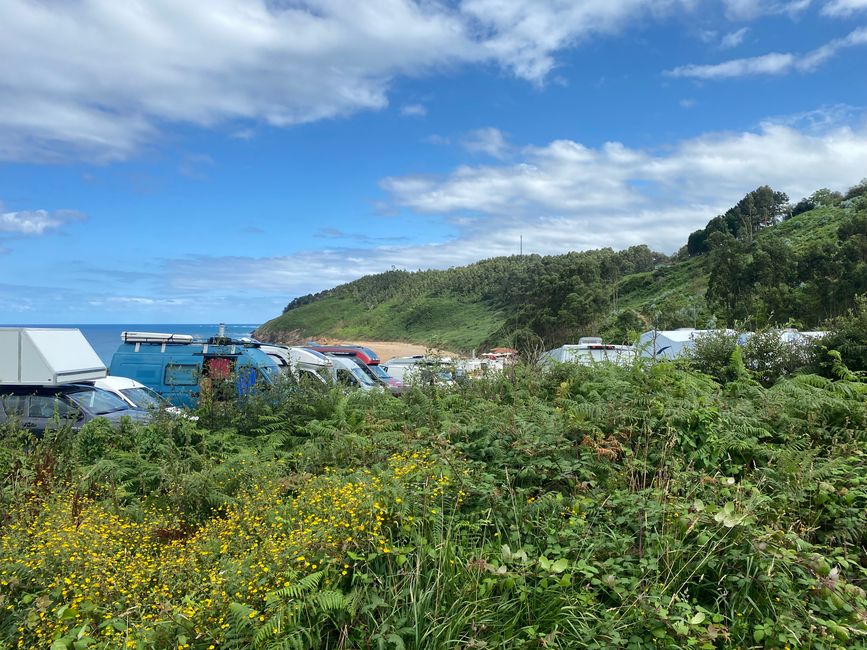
109;332;280;408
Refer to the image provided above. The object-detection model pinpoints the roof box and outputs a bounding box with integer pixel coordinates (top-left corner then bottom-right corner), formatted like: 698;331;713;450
0;327;106;385
121;331;195;344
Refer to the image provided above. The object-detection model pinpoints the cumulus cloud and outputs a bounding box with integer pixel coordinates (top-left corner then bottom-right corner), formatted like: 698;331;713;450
461;0;695;80
666;26;867;79
0;207;86;236
822;0;867;15
153;114;867;298
0;0;696;162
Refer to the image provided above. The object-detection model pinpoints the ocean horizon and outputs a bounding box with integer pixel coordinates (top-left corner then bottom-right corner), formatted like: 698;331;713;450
0;323;261;365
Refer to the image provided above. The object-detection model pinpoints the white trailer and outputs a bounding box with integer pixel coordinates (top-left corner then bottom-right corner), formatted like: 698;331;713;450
0;327;106;386
539;341;636;367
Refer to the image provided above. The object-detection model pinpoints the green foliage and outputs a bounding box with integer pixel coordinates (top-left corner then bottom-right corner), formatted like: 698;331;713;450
2;362;865;649
258;189;863;358
821;294;867;374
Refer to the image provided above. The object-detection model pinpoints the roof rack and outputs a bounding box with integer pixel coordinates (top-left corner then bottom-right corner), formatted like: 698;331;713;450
121;331;196;344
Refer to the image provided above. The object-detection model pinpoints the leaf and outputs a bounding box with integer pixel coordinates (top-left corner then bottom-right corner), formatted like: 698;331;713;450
538;556;551;571
690;612;706;625
550;558;569;574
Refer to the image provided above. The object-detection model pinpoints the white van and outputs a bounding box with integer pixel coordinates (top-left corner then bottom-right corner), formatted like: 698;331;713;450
329;356;381;391
245;342;333;385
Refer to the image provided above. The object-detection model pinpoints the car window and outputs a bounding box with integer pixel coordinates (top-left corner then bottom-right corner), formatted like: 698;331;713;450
120;387;166;409
66;388;127;415
336;369;357;386
1;394;27;417
165;364;199;386
28;395;76;419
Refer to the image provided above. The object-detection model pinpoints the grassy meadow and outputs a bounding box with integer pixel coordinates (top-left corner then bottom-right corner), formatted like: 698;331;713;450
1;357;866;649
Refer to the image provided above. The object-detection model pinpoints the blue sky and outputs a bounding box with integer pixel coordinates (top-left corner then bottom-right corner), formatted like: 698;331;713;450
1;0;866;324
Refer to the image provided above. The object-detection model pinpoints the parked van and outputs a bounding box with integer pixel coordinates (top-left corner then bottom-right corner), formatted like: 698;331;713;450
310;346;403;393
383;356;456;385
329;355;382;391
109;332;280;407
252;343;333;385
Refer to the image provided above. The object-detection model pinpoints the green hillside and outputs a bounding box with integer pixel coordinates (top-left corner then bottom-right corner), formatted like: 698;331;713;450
257;185;867;352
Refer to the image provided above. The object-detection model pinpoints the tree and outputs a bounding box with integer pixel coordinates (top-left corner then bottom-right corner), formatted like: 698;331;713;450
706;231;752;323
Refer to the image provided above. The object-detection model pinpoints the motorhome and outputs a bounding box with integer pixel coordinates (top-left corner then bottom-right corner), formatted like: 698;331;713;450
382;355;456;385
0;327;150;434
109;331;280;407
539;338;636;367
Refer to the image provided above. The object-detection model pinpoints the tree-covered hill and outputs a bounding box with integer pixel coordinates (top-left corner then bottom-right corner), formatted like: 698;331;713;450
256;182;867;352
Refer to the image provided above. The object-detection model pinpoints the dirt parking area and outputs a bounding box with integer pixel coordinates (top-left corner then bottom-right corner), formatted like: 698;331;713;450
315;338;457;361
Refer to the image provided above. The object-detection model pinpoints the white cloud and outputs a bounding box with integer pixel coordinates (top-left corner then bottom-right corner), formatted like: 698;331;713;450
666;26;867;79
720;27;749;49
461;0;695;80
822;0;867;15
668;52;795;79
460;127;512;158
400;104;428;117
154;112;867;298
0;0;697;162
0;207;86;236
721;0;811;20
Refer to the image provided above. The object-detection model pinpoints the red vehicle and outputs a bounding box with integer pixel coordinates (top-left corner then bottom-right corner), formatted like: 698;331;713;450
308;345;380;365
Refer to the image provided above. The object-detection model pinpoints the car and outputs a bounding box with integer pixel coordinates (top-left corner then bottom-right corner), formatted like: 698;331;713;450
0;383;151;437
84;376;197;419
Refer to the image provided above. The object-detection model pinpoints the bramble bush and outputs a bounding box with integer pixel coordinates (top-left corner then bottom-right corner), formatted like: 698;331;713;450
1;361;865;649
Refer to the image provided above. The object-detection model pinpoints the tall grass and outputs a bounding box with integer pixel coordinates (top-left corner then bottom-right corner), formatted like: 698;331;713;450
1;360;865;648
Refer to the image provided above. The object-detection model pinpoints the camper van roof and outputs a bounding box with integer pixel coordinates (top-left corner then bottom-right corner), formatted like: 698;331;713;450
0;327;106;385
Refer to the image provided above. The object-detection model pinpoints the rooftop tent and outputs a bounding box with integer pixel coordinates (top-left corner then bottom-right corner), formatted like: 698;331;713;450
0;327;106;385
638;329;703;359
638;329;739;359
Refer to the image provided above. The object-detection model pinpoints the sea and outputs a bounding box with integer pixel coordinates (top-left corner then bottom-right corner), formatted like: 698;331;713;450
2;324;260;365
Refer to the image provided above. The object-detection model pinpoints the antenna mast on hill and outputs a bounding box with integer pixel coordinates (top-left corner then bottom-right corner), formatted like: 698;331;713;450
520;235;523;257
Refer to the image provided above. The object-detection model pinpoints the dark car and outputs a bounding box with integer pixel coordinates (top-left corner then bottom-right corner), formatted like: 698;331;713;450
0;383;151;436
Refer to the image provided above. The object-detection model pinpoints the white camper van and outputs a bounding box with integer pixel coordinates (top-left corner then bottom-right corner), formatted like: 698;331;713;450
539;337;636;367
253;343;333;385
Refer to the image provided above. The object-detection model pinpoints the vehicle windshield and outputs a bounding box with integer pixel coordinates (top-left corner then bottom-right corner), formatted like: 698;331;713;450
120;386;168;409
259;365;279;383
67;387;128;415
367;364;391;380
350;366;378;386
